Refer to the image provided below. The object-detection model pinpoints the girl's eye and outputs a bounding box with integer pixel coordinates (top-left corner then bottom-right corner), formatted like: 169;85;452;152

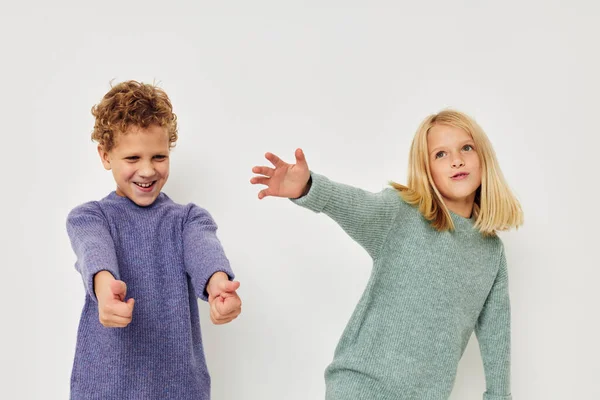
435;151;446;159
125;156;139;161
463;144;474;151
154;155;167;160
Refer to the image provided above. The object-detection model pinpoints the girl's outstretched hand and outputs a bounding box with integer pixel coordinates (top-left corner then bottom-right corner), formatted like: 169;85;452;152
250;148;311;199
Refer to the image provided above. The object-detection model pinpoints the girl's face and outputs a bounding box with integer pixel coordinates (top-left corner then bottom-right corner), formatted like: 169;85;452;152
427;124;482;216
98;125;170;207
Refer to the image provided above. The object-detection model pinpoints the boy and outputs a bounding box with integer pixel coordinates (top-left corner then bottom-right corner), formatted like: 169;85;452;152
66;80;241;399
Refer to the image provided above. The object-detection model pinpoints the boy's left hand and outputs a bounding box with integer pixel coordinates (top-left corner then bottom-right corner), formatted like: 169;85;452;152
206;272;242;325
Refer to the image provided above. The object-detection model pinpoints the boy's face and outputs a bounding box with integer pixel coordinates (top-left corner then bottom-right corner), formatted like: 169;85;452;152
98;125;170;207
427;124;482;213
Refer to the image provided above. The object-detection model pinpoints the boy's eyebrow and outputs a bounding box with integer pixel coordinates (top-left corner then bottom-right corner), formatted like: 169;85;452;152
121;152;168;157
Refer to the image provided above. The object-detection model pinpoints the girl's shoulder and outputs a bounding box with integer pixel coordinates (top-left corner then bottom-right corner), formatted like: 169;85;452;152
380;187;424;219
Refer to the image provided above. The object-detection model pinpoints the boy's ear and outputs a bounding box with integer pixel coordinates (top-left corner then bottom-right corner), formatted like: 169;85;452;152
97;145;112;170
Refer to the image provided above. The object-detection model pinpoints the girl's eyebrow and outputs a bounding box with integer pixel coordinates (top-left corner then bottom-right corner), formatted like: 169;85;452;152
430;140;475;155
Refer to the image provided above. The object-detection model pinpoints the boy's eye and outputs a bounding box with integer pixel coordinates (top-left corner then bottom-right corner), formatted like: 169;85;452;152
125;156;139;161
435;151;446;159
154;155;167;160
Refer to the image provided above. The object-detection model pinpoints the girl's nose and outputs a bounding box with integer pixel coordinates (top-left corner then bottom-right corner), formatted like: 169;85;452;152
451;157;465;168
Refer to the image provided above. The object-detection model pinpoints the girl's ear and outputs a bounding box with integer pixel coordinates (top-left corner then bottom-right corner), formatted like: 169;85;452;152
97;145;112;170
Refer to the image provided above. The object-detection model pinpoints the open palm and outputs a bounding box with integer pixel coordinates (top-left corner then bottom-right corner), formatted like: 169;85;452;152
251;148;311;199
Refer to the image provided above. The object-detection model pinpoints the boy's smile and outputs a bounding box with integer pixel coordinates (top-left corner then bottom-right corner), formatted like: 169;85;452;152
98;125;170;207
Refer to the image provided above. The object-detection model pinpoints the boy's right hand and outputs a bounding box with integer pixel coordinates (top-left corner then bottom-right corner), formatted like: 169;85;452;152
94;271;135;328
250;148;311;199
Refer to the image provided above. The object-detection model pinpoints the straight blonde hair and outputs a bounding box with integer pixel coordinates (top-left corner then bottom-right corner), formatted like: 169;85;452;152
391;110;523;236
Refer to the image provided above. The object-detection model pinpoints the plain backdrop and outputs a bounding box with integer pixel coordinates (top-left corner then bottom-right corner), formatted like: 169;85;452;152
1;1;598;399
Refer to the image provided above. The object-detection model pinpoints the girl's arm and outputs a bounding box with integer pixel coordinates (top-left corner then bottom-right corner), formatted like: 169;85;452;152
291;173;400;259
251;149;401;260
66;202;121;302
474;248;512;400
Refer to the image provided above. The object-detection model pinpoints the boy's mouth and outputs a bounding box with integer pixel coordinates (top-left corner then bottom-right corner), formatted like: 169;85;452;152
134;181;156;189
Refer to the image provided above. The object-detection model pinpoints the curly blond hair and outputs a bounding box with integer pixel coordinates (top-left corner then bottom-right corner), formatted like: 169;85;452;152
91;80;178;151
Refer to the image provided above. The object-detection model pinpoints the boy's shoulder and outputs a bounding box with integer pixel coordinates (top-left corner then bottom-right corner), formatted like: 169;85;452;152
182;201;219;225
67;200;103;221
67;192;124;221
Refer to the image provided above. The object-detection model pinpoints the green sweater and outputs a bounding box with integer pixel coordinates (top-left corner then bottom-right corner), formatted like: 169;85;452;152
292;173;512;400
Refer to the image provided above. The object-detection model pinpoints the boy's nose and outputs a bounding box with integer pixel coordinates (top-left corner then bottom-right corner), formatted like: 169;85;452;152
138;164;155;178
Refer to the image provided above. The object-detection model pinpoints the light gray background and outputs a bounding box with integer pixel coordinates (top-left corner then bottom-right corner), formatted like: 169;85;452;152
1;1;598;399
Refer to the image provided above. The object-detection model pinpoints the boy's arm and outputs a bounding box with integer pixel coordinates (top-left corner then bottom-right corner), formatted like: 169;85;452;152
291;173;401;259
183;204;235;301
66;202;120;302
474;248;512;400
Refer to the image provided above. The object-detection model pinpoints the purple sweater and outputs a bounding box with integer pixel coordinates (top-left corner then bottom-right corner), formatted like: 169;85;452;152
66;191;234;400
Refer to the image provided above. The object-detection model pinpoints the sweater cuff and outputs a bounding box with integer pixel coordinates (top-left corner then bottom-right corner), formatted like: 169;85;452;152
290;172;334;213
199;267;235;302
87;268;120;303
484;392;512;400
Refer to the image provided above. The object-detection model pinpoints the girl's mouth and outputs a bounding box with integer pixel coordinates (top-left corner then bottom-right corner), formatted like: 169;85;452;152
451;172;469;180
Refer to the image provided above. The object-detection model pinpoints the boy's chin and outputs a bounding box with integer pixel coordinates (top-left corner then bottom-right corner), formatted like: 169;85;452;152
129;188;163;206
118;186;161;207
130;195;159;207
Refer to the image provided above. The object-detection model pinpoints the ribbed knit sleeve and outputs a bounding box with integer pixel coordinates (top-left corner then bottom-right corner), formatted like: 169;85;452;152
291;172;401;259
475;247;512;400
183;204;234;301
66;202;120;302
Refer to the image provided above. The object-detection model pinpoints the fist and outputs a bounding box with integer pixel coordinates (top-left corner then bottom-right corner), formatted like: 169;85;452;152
207;273;242;325
95;272;135;328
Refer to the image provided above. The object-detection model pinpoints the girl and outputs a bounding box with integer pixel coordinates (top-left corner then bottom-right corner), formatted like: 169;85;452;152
250;110;522;400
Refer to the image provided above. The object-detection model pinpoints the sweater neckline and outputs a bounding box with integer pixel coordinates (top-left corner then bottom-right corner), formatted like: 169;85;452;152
448;209;477;233
105;191;168;209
